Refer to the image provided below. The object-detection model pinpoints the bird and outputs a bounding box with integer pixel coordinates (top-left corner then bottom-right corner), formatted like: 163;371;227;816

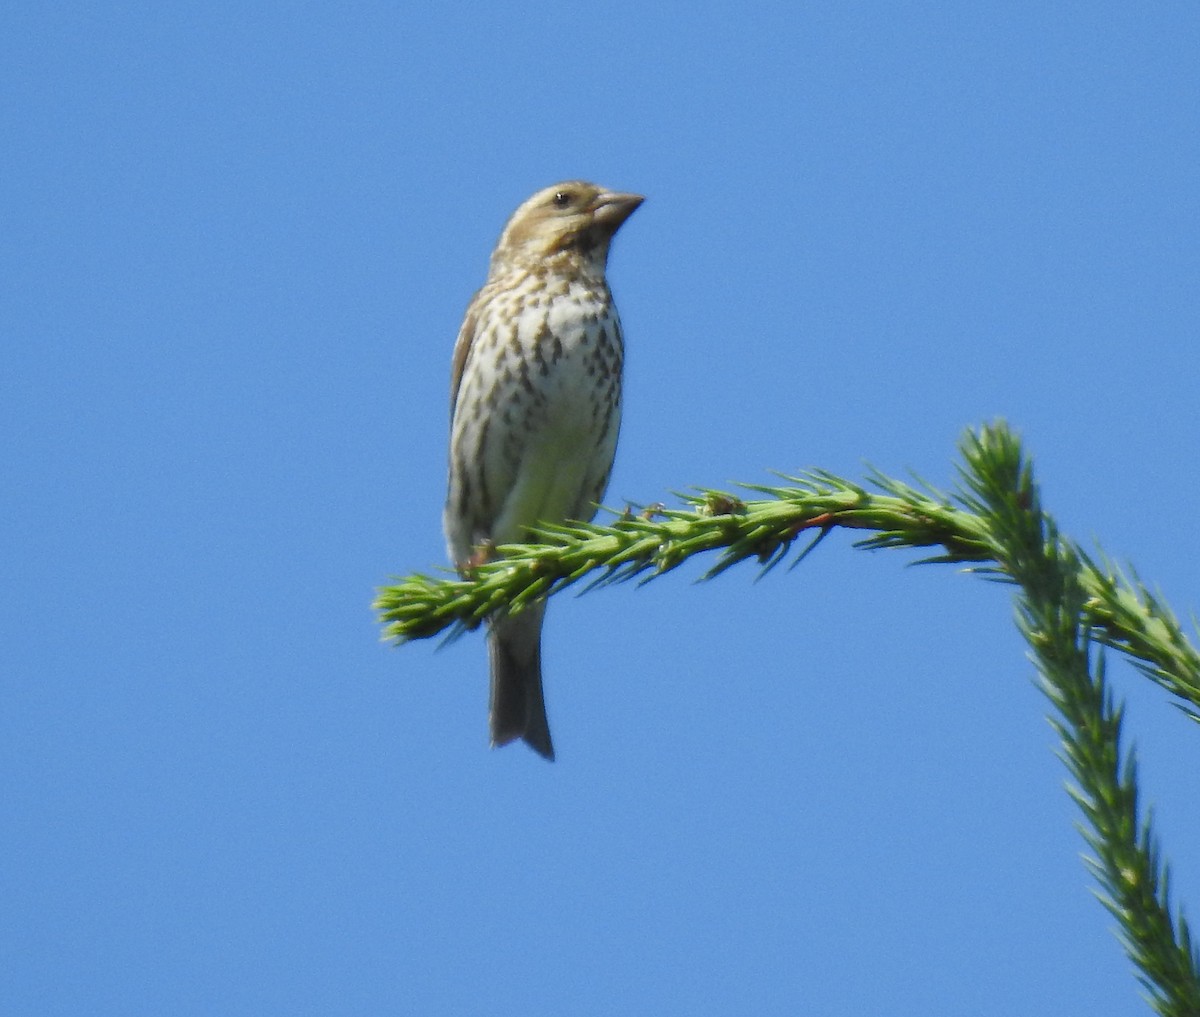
443;181;643;760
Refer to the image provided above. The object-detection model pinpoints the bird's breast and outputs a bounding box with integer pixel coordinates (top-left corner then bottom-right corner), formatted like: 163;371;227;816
499;281;623;412
446;274;625;553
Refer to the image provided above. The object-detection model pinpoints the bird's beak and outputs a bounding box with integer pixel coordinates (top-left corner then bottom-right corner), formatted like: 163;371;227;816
591;190;645;230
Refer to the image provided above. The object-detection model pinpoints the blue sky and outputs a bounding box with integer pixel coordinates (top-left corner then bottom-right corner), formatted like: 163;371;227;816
4;3;1200;1014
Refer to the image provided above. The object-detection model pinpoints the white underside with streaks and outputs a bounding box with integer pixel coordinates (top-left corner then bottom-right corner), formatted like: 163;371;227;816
444;275;622;564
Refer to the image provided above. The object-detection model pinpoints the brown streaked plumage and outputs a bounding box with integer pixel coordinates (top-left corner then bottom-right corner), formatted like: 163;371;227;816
444;181;643;760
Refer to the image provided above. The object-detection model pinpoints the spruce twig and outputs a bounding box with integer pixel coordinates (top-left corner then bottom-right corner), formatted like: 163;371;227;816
374;421;1200;1011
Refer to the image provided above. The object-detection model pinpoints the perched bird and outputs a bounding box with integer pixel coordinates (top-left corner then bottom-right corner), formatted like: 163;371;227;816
444;181;643;760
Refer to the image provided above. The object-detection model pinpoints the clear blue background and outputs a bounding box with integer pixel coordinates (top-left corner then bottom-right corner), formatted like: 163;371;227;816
4;3;1199;1014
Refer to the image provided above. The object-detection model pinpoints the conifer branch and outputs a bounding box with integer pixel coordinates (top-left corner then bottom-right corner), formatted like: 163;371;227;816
374;421;1200;1010
375;438;1200;719
955;425;1200;1015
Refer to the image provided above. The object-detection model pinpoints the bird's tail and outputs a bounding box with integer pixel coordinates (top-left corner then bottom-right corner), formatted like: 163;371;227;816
487;602;554;760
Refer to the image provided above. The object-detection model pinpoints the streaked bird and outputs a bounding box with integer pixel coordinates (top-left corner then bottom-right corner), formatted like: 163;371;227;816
444;181;643;759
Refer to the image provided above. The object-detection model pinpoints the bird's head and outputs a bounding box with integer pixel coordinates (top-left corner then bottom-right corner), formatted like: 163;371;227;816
491;181;643;274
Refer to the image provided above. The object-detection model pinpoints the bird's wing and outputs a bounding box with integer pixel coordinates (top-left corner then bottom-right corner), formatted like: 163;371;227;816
448;304;478;419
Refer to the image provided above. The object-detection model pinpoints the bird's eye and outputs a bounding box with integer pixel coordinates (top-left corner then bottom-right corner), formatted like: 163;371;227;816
552;191;574;208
